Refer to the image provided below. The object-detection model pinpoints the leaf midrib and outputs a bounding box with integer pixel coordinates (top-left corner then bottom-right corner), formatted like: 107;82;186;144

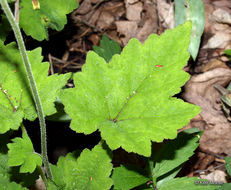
111;67;157;123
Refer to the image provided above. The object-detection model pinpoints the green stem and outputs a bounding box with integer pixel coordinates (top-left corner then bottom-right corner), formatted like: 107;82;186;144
148;144;157;189
0;0;53;180
20;123;27;135
148;158;157;189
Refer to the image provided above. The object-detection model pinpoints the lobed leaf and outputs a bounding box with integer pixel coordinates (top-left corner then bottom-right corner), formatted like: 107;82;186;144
93;35;121;62
7;133;42;173
0;43;71;133
61;22;201;156
19;0;79;41
49;144;113;190
112;165;150;190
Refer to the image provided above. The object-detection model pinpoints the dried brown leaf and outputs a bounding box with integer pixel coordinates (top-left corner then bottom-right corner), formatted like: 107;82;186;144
183;68;231;155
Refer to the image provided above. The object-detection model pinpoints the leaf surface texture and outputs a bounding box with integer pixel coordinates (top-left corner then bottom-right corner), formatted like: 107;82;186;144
7;133;42;173
0;43;70;133
19;0;79;41
62;22;201;156
49;144;113;190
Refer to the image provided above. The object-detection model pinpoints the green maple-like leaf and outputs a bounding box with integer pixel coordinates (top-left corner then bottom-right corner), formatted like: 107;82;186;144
112;165;150;190
19;0;79;41
7;133;42;173
0;43;71;134
93;35;121;62
49;144;113;190
61;22;201;157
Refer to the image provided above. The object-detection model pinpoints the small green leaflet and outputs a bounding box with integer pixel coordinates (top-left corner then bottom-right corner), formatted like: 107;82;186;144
174;0;205;60
19;0;79;41
93;35;121;62
0;43;71;134
61;22;201;157
153;128;202;185
7;132;42;173
159;177;221;190
112;165;149;190
49;144;113;190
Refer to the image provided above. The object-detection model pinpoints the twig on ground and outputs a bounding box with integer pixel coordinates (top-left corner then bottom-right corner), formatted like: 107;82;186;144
193;163;225;174
49;54;83;73
48;53;54;75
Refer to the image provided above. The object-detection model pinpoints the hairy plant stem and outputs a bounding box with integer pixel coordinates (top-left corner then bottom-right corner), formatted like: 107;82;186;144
0;0;53;181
